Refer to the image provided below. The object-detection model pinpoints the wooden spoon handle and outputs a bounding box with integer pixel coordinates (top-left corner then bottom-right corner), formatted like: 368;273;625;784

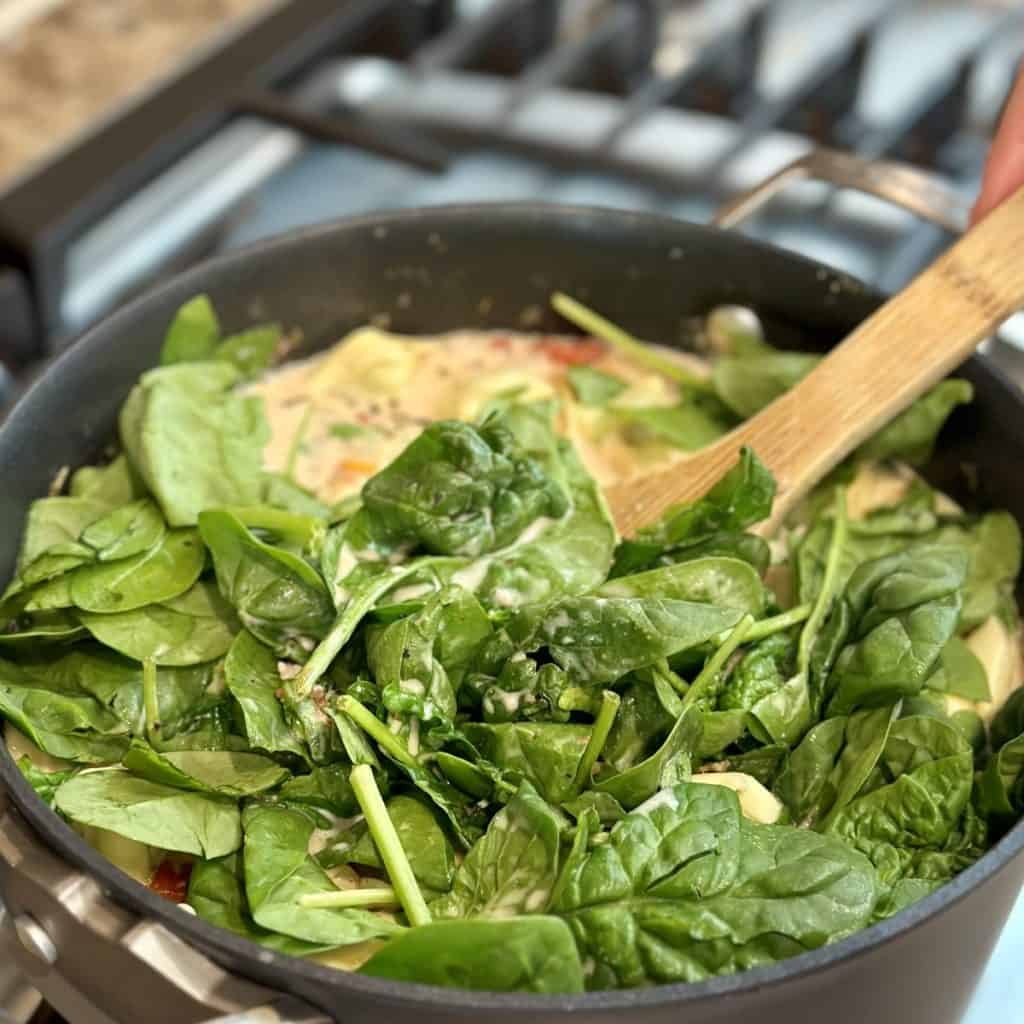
611;183;1024;536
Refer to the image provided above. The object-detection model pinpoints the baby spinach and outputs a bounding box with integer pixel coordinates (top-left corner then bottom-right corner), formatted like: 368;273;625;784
79;499;166;563
78;581;238;666
525;596;743;686
433;781;563;919
361;917;584;993
160;295;221;364
463;722;591;805
611;447;774;578
54;770;241;857
712;350;820;419
189;854;329;955
199;508;334;660
279;766;359;817
122;739;289;796
614;398;733;452
69;529;205;614
594;706;703;809
223;630;307;760
925;636;990;702
242;804;402;945
555;783;875;989
362;418;568;558
120;361;269;526
16;757;76;805
567;365;626;406
597;557;765;618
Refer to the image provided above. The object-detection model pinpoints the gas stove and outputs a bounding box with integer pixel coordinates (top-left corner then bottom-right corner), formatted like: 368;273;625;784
1;1;1023;1022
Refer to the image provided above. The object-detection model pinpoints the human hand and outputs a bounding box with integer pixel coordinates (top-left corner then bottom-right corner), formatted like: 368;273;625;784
972;63;1024;226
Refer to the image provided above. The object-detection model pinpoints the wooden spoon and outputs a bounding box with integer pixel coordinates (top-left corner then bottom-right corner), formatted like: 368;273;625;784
606;184;1024;537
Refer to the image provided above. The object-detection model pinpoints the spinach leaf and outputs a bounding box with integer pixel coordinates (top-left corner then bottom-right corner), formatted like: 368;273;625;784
712;351;820;418
856;380;972;466
54;770;241;857
78;581;238;665
223;630;307;759
242;804;401;945
826;548;968;715
553;783;742;913
825;716;973;885
69;456;144;506
215;325;281;377
362;419;568;558
360;917;584;993
69;529;205;614
611;448;774;578
553;783;875;989
447;444;616;611
199;508;334;660
433;781;563;919
279;766;359;817
17;756;76;805
778;704;899;828
188;853;328;956
24;646;219;739
524;597;743;686
567;366;626;406
348;795;455;893
925;636;990;702
614;398;733;452
594;706;703;809
0;611;86;648
463;721;590;805
979;734;1024;821
991;689;1024;751
931;512;1022;631
123;739;289;796
0;658;130;762
719;632;792;712
562;791;626;824
603;682;673;773
80;499;166;562
120;361;269;527
367;588;491;738
160;295;221;365
597;557;764;618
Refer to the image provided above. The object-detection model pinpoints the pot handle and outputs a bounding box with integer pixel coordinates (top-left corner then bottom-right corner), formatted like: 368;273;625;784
710;146;970;233
0;793;332;1024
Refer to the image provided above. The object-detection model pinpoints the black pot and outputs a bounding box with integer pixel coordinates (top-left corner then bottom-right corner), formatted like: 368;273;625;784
1;204;1022;1024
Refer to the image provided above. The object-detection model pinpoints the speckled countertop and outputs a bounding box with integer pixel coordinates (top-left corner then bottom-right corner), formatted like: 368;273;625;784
0;0;277;191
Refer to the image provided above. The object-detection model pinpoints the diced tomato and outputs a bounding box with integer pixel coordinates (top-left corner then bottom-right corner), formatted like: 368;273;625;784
489;336;513;352
538;337;605;366
149;859;192;904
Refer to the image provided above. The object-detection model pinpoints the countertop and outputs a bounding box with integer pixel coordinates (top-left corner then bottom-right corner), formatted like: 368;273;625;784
0;0;277;191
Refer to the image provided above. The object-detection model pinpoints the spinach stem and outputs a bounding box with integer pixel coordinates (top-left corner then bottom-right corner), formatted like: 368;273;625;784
681;615;753;712
143;658;161;748
654;658;689;697
350;764;431;928
798;488;848;673
551;292;713;392
743;604;812;643
285;401;315;482
338;695;419;771
288;566;418;701
572;690;620;794
299;886;398;910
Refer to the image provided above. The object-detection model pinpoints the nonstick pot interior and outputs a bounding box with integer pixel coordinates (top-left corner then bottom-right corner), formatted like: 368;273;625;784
2;203;1024;1024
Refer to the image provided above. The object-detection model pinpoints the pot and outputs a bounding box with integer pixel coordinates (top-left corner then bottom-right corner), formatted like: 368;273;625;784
1;150;1023;1024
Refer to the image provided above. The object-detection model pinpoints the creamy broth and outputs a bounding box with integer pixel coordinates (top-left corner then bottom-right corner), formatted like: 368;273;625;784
250;327;710;502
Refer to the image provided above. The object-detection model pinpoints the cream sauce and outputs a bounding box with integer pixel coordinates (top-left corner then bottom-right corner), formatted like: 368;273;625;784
249;326;710;502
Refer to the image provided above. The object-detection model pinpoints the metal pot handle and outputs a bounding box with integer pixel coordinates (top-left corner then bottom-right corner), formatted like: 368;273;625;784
710;146;970;233
0;792;331;1024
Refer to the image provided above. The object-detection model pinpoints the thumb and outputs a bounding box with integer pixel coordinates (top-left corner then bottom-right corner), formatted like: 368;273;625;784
972;62;1024;226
